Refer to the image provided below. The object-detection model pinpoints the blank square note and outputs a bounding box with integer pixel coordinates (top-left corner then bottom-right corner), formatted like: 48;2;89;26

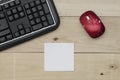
44;43;74;71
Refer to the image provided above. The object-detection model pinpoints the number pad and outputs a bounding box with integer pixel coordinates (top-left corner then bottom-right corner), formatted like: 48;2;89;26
6;6;25;22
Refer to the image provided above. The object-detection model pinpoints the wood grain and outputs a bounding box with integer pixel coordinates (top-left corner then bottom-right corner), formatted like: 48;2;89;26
0;53;13;80
54;0;120;16
2;17;120;53
1;53;120;80
0;0;120;80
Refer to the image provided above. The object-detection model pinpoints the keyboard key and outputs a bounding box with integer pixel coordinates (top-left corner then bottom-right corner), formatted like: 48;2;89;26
4;3;9;9
20;30;25;35
19;30;25;35
43;21;48;27
43;3;49;14
41;16;46;21
0;29;10;37
0;25;8;31
7;11;12;16
30;2;35;7
0;6;3;11
0;13;5;19
0;37;6;43
39;11;44;16
41;0;46;3
6;35;13;40
35;0;41;5
33;12;39;18
0;18;9;31
9;16;14;21
19;12;25;17
17;6;23;12
25;28;31;33
15;0;21;5
14;14;19;19
15;32;20;37
28;15;34;20
46;14;54;25
12;8;17;13
37;5;42;10
32;7;37;12
36;18;41;23
18;24;23;30
24;4;30;9
26;9;32;14
10;1;15;7
30;20;36;25
32;23;42;30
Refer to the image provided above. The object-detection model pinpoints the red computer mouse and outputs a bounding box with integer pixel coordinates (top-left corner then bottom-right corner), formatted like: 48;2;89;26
80;11;105;38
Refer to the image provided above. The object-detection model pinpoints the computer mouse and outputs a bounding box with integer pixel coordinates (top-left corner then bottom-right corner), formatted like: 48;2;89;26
80;11;105;38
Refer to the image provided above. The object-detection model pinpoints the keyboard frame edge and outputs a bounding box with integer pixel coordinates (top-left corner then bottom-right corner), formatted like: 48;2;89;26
0;0;60;51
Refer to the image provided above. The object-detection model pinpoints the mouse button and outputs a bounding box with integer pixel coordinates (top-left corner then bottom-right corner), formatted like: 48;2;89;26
87;11;99;23
88;14;97;22
83;14;92;23
85;16;91;22
90;16;100;24
80;14;87;24
92;16;101;24
94;18;102;25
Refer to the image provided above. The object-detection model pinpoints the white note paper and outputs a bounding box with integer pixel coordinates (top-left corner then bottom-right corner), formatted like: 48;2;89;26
44;43;74;71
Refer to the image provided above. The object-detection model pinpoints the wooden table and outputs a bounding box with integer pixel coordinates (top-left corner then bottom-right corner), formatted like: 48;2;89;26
0;0;120;80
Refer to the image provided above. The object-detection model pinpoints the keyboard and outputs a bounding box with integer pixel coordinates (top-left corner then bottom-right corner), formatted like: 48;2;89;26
0;0;60;51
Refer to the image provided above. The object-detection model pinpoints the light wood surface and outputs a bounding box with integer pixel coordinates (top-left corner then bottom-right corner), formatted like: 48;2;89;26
0;0;120;80
1;53;120;80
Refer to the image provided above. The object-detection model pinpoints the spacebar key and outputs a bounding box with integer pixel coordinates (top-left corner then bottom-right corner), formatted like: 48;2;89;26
0;29;10;37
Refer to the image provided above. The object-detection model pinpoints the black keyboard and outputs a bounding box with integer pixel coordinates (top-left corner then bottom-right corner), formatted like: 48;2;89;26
0;0;60;51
